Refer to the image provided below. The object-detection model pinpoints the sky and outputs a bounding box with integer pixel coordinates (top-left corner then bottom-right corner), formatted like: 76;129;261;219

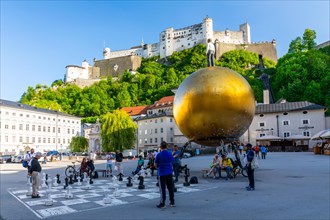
1;1;329;102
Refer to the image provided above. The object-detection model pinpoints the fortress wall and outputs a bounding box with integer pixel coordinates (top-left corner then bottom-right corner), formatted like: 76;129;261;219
216;42;278;63
94;55;142;77
214;31;244;44
72;78;101;88
109;49;138;59
88;67;100;78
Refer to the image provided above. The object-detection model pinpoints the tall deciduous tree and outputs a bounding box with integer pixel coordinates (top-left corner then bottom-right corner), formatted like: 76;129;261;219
101;110;137;152
70;136;89;152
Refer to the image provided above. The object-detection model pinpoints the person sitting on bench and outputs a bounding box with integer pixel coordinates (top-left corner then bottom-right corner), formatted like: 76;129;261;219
206;154;220;179
146;154;156;176
220;154;233;180
132;155;144;175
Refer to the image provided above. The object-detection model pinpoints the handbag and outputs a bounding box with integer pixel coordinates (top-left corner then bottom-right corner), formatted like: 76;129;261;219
22;160;28;168
251;157;259;169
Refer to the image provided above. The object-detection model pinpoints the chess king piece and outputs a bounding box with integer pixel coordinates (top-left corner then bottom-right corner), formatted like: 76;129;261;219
65;185;73;199
138;175;145;189
26;175;32;196
56;174;61;184
126;176;133;187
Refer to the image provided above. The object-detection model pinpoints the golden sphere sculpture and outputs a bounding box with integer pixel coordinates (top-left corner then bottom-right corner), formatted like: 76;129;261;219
173;66;255;146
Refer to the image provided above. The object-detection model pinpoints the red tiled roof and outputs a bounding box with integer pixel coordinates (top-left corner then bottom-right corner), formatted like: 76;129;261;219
121;106;148;116
149;95;174;109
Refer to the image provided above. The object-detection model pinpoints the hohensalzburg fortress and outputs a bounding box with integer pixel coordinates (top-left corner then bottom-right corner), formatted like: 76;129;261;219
66;17;276;87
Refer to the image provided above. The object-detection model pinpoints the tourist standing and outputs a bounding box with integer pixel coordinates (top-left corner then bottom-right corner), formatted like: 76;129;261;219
115;150;124;174
24;148;35;173
28;152;42;198
245;143;255;191
261;145;267;159
154;141;175;208
206;38;215;67
105;152;113;177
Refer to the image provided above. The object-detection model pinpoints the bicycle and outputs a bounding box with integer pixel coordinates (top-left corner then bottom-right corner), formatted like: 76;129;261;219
65;161;81;177
232;165;248;178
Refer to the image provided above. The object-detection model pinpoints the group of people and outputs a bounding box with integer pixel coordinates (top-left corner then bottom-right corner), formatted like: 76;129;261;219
206;154;233;180
80;157;95;177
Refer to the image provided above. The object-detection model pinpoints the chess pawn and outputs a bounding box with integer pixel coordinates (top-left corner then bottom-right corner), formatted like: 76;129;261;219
44;188;53;206
77;176;82;186
65;185;73;199
41;173;47;188
85;177;92;190
53;177;58;187
113;187;120;197
103;189;112;204
26;176;32;196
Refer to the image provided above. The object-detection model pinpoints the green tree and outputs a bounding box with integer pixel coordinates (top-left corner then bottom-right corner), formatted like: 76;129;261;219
288;37;303;54
302;29;316;51
101;110;137;152
70;136;89;152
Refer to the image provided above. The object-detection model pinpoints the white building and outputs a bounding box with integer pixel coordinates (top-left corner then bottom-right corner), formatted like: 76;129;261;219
242;100;327;148
0;99;81;155
104;17;250;60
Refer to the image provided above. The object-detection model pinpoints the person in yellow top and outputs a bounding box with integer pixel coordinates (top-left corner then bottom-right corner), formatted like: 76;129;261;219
220;154;233;180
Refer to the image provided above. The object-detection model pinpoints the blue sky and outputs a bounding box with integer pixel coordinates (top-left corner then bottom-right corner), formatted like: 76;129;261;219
1;1;329;102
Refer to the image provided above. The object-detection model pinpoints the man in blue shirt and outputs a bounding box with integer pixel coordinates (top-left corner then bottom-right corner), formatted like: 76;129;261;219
245;143;255;191
155;141;175;208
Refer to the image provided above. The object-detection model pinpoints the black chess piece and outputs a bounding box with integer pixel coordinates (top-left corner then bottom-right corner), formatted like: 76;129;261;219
64;177;69;189
80;173;84;182
138;175;145;189
89;171;93;184
56;174;61;184
69;175;74;184
118;173;124;181
126;176;133;187
45;174;48;186
73;173;78;182
183;165;190;187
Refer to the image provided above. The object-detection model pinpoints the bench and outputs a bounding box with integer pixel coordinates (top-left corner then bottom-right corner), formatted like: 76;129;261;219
202;167;233;178
95;169;107;177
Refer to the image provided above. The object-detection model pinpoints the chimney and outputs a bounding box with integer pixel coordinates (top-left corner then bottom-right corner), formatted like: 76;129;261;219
263;90;270;104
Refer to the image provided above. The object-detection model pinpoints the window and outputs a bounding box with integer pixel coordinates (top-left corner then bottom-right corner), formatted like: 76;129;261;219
170;118;173;122
155;138;158;143
72;129;74;134
53;127;55;132
155;128;158;134
26;114;29;118
5;124;9;129
58;128;60;133
145;130;147;135
161;137;164;142
284;132;290;138
259;133;265;137
302;119;309;125
32;125;35;131
19;136;23;142
161;118;163;123
150;138;153;143
161;128;164;133
43;138;46;143
155;119;158;123
58;138;61;144
48;138;50;143
32;137;35;143
38;126;41;132
259;122;265;127
283;120;289;126
12;113;16;116
53;138;55;144
144;139;148;144
38;116;41;119
68;128;70;134
43;126;46;132
26;137;29;143
48;127;50;132
170;137;173;142
170;127;173;132
38;137;41;143
12;125;16;130
63;139;66;144
19;124;23;130
26;124;29;131
303;131;310;137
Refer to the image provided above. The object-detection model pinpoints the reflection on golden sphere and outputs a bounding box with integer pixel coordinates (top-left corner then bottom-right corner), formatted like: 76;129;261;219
173;67;255;146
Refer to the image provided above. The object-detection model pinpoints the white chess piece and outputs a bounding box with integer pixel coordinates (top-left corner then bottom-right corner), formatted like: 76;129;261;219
53;177;58;187
77;176;82;186
102;188;112;204
45;178;53;206
65;185;73;199
85;176;92;190
26;176;32;196
41;173;47;188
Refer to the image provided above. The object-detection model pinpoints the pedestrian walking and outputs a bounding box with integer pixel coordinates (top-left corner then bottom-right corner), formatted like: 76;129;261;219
206;38;215;67
155;141;175;208
245;143;255;191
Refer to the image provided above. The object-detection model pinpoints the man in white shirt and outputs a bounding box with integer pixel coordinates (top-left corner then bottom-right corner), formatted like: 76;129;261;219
206;38;215;67
24;148;35;174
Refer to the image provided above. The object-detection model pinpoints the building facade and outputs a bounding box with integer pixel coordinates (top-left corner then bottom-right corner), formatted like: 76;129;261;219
242;100;327;148
0;99;81;155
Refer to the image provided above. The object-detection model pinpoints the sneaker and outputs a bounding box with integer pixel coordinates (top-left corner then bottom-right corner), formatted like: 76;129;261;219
246;187;255;191
31;195;40;198
156;203;166;209
169;202;176;207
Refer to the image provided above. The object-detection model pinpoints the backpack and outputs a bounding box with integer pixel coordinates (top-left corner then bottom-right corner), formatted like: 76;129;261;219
22;160;28;168
189;176;198;184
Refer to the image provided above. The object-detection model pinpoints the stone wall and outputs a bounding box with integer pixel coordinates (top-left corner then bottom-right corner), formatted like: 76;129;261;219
216;41;278;63
94;55;142;77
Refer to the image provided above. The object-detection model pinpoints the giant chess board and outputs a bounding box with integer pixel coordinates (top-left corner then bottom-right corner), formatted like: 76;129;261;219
8;177;209;219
